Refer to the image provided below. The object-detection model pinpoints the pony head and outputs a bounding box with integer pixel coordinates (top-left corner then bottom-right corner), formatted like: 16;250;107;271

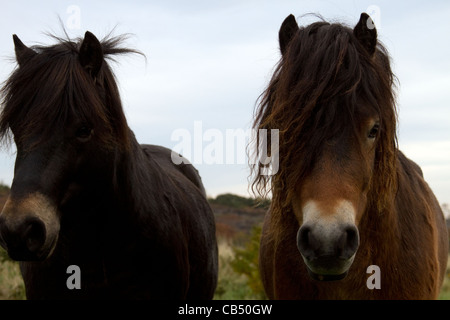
252;13;397;280
0;31;137;260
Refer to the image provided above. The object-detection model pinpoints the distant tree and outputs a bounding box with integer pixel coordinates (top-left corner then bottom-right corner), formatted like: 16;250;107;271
209;193;270;209
0;183;10;193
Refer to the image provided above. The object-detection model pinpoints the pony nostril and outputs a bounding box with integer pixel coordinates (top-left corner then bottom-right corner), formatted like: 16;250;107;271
297;225;319;259
0;216;47;259
337;225;359;259
22;217;46;254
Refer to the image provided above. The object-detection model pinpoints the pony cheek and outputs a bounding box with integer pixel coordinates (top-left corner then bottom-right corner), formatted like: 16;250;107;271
354;193;368;226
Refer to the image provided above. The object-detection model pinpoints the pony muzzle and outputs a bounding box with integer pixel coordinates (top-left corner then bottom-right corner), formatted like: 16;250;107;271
297;200;360;281
0;193;60;261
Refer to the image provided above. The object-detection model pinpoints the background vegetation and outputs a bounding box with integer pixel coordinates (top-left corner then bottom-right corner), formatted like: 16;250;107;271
0;247;25;299
208;193;270;209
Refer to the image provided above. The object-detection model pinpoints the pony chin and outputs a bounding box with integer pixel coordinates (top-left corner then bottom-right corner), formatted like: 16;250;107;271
7;231;59;262
301;254;356;281
306;269;348;282
35;230;59;261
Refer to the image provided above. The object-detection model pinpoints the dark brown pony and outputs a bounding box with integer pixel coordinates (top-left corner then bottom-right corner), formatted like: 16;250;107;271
252;13;448;299
0;31;218;299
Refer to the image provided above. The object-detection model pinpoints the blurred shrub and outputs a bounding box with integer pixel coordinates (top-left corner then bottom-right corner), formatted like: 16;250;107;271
229;225;266;299
0;247;26;300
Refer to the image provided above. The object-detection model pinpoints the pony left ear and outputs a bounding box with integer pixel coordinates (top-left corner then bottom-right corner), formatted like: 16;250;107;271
353;13;377;56
13;34;37;66
79;31;103;78
279;14;299;55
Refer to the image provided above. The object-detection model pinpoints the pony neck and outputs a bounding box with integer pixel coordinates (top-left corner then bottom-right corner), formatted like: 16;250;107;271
113;131;170;232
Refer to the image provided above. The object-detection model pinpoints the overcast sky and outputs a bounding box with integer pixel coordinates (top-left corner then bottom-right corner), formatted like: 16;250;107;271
0;1;449;215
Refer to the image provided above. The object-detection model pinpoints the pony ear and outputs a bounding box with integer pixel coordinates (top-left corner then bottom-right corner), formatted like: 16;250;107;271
13;34;37;66
79;31;103;78
279;14;299;55
353;13;377;56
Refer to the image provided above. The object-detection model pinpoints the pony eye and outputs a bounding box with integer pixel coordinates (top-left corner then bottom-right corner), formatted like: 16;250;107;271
75;126;93;141
368;124;380;139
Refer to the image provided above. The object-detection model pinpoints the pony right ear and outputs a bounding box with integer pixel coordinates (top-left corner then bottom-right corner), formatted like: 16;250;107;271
279;14;299;55
79;31;103;79
13;34;37;66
